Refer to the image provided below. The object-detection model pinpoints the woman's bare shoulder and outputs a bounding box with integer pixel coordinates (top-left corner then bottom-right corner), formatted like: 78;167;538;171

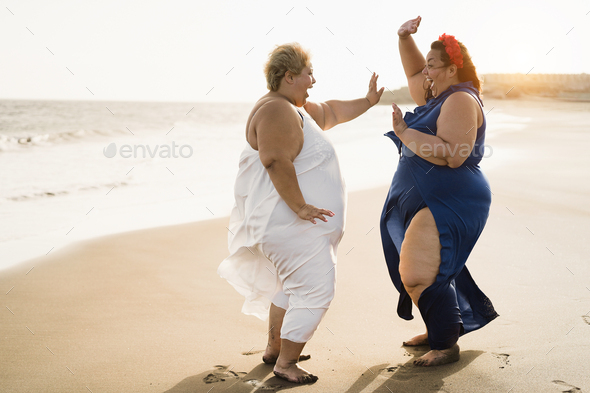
441;91;479;111
251;95;301;125
439;90;483;127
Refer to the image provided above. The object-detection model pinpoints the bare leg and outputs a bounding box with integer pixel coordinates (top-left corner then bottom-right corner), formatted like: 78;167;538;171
273;339;318;384
262;304;311;364
262;304;285;364
399;207;460;366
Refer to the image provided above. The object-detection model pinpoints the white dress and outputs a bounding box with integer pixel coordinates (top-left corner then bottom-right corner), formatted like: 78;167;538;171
218;107;346;343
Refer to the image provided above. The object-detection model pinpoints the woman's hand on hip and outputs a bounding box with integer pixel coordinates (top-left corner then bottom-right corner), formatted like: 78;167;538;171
398;16;421;39
366;72;385;106
297;204;335;225
391;103;409;136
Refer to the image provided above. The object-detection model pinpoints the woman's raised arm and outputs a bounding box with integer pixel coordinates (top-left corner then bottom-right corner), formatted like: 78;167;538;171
304;72;384;131
398;16;427;106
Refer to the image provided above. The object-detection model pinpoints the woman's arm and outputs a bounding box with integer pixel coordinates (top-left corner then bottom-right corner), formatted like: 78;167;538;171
304;73;384;131
391;93;480;168
398;16;427;106
256;101;334;224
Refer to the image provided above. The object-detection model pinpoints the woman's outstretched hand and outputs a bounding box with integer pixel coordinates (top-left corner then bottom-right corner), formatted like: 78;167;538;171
391;103;409;136
366;72;385;106
398;16;421;39
297;204;335;225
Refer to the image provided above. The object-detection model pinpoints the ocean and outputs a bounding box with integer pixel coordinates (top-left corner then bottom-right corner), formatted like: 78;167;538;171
0;99;525;270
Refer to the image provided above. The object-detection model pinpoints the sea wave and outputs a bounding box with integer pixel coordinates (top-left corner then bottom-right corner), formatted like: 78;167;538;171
2;180;131;202
0;128;127;151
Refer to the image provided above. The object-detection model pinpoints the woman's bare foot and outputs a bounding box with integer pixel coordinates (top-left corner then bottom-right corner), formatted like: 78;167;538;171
273;362;318;384
403;332;429;346
413;344;460;367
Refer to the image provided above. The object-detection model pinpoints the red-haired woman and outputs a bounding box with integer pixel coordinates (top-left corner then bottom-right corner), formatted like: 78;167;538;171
380;16;499;366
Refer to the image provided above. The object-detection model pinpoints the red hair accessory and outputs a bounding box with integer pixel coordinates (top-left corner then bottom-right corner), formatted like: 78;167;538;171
438;33;463;69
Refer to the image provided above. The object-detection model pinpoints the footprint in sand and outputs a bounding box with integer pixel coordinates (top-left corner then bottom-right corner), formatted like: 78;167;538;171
582;315;590;325
379;364;414;381
203;365;245;384
552;380;581;392
242;349;265;356
257;384;286;391
492;353;510;369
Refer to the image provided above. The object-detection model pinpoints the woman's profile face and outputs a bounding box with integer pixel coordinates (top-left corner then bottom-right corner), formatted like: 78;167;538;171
422;50;449;97
292;65;316;106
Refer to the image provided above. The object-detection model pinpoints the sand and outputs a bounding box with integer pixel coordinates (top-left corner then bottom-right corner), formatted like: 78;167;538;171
1;98;589;392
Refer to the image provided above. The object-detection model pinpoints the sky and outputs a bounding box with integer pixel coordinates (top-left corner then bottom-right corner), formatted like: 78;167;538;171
1;0;589;103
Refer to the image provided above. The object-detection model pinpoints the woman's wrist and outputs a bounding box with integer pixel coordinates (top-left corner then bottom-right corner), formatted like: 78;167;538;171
396;123;409;137
296;203;309;215
398;31;414;40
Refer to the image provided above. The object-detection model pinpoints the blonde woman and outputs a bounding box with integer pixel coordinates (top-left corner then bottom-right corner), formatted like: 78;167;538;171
219;43;383;383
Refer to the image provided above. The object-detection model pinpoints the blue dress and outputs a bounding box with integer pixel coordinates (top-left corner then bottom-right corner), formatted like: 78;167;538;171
380;81;498;350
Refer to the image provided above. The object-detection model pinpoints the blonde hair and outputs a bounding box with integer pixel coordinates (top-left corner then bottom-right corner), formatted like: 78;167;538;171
264;43;310;91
